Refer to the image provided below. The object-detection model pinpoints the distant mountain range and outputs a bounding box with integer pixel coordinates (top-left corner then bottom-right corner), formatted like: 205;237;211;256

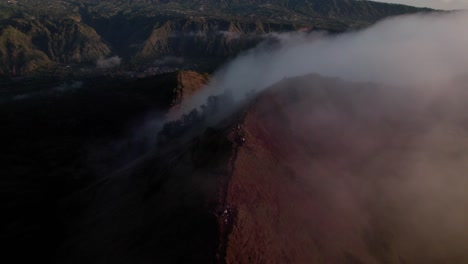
0;0;433;76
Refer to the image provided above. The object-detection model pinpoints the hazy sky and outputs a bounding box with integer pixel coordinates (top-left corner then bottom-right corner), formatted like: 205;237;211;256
374;0;468;10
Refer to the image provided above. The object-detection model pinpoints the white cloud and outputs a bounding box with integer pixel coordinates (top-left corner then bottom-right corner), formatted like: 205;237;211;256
209;11;468;98
180;11;468;114
97;56;122;69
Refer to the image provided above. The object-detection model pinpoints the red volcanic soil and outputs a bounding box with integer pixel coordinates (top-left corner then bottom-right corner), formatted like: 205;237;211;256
223;74;468;263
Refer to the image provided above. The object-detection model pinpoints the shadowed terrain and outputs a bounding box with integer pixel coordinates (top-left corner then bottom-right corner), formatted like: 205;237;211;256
0;70;209;262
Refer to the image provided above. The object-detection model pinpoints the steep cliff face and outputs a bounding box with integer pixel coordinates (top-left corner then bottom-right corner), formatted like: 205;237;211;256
47;19;111;63
135;19;273;61
0;26;51;75
0;16;110;75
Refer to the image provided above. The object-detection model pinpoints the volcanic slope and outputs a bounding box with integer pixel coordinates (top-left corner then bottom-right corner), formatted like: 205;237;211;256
60;73;468;263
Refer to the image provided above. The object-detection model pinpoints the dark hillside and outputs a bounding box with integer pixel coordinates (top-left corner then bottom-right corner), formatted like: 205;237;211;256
0;71;208;262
